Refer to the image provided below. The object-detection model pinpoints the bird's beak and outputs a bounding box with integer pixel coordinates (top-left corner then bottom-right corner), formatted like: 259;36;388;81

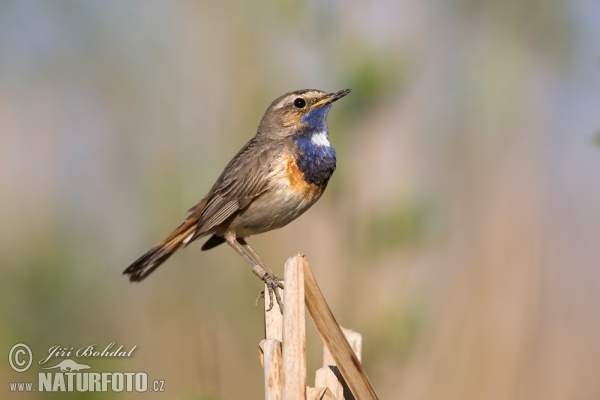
311;89;351;109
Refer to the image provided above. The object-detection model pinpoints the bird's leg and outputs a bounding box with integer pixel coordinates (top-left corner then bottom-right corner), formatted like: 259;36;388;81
225;235;283;313
237;238;284;289
237;238;284;313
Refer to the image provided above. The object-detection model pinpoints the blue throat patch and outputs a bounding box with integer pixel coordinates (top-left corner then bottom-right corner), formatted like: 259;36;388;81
294;104;337;186
300;104;331;130
293;131;337;186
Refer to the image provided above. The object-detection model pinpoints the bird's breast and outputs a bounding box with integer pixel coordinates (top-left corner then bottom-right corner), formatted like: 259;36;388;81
227;153;328;236
225;137;335;237
282;155;327;203
292;132;337;187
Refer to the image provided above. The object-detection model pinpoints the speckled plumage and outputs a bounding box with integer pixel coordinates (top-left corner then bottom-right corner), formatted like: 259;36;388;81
124;88;350;284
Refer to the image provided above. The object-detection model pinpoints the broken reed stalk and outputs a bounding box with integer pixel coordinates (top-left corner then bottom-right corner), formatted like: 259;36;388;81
281;255;307;399
302;255;378;400
260;254;378;400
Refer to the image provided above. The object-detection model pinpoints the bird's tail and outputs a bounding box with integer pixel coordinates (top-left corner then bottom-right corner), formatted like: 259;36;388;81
123;217;199;282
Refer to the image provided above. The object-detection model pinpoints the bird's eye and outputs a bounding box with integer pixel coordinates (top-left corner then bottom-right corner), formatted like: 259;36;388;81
293;98;306;108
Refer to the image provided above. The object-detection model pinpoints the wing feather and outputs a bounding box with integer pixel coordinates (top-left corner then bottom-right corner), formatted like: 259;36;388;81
189;137;282;240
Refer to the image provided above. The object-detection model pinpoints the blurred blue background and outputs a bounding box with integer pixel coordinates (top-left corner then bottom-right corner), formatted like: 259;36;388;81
1;1;600;399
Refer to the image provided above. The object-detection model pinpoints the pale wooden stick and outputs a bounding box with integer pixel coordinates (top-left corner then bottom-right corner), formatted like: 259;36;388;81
281;256;307;400
323;327;362;366
302;255;378;400
265;283;283;341
307;386;336;400
259;339;282;400
315;366;343;399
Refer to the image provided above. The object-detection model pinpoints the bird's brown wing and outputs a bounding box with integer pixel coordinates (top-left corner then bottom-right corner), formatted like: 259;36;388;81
124;137;284;282
187;137;282;241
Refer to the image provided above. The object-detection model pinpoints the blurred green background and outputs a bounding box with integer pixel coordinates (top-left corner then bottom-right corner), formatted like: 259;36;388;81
2;1;600;399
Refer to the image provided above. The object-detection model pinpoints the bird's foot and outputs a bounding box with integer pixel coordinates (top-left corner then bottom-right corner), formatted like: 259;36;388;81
250;264;284;313
261;274;284;313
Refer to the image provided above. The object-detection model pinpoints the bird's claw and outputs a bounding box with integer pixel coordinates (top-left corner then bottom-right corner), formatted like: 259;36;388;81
255;290;265;307
262;274;284;313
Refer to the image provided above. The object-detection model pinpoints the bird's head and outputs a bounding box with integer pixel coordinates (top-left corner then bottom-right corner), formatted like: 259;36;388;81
257;88;351;137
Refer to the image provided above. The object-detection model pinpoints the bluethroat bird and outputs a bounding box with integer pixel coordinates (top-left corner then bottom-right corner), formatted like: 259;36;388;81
124;88;351;311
